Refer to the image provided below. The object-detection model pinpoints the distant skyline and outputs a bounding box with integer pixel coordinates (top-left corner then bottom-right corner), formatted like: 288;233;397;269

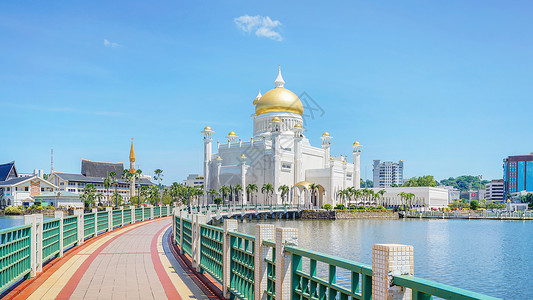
2;1;533;184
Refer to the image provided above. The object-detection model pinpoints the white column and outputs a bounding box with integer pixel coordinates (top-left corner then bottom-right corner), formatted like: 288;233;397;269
130;206;135;223
294;136;303;183
74;209;84;245
54;211;64;257
353;152;361;189
192;214;206;272
372;244;414;300
24;214;43;277
92;208;98;237
272;132;281;204
150;205;154;219
275;227;298;300
255;224;275;300
106;207;113;231
241;157;248;204
223;219;238;298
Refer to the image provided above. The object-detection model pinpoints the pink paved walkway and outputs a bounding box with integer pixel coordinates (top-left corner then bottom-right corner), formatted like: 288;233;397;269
11;218;213;300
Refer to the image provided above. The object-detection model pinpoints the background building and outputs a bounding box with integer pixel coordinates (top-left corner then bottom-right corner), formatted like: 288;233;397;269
485;179;504;202
372;160;404;188
370;186;448;209
182;174;204;187
0;161;57;207
503;154;533;198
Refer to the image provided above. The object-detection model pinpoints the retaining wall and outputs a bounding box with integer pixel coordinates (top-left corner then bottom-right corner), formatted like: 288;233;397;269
301;210;399;219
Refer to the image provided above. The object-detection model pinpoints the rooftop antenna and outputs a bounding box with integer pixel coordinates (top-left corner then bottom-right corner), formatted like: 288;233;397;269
51;148;54;173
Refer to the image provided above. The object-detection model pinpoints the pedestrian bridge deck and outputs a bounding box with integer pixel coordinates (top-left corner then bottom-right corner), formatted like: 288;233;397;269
5;218;212;300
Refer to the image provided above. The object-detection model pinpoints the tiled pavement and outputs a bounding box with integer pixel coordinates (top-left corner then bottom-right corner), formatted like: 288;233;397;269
14;218;211;300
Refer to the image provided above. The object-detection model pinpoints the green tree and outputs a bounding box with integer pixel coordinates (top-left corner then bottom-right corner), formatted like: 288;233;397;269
521;193;533;209
439;176;489;192
234;184;243;205
403;175;437;187
323;203;332;211
261;183;274;205
134;169;143;203
278;185;290;204
219;186;231;204
103;176;112;206
246;184;258;205
308;183;320;208
153;169;164;189
149;185;160;205
207;189;218;203
81;183;97;208
470;200;480;210
139;185;149;206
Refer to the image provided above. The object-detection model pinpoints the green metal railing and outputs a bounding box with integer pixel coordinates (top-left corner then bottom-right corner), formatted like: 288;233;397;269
84;213;96;238
143;207;151;220
63;216;78;248
154;206;161;218
135;208;143;222
182;218;192;255
393;275;500;300
112;210;122;228
0;225;31;292
228;231;255;300
123;209;132;224
199;224;224;282
285;245;373;300
263;240;276;300
96;211;109;233
42;219;61;262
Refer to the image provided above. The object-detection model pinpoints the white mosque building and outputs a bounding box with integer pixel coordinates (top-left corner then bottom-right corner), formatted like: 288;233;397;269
202;67;362;207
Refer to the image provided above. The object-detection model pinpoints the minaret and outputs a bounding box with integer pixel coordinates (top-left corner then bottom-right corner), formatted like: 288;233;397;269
275;65;285;88
293;123;305;183
320;132;332;168
202;126;214;193
129;138;136;197
272;117;282;204
353;141;362;189
240;154;248;204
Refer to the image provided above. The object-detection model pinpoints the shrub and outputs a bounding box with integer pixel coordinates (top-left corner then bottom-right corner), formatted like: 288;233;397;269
323;203;332;211
357;205;365;210
376;205;385;211
349;204;356;210
334;204;345;210
5;206;22;215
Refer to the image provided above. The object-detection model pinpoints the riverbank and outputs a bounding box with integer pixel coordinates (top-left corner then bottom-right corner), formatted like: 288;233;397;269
301;210;399;219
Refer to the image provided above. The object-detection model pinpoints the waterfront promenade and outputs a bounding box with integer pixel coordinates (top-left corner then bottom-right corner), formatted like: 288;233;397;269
4;217;211;300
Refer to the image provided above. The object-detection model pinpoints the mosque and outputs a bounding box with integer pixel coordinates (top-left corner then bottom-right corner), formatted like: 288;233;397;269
202;67;362;207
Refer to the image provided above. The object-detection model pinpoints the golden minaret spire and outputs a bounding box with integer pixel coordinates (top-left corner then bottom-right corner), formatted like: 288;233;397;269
129;138;136;173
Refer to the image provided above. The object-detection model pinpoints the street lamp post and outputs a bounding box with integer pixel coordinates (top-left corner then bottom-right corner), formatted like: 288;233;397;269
113;179;118;209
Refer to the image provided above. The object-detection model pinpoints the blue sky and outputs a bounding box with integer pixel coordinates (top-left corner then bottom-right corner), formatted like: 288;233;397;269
2;1;533;184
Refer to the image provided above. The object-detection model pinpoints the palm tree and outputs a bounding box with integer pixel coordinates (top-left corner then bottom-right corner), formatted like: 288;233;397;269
376;189;386;207
207;189;218;204
261;183;274;206
109;171;118;208
219;186;230;205
134;169;143;204
234;184;243;206
309;183;320;208
103;176;112;206
153;169;163;190
140;186;149;206
246;184;258;205
337;189;346;208
278;185;290;204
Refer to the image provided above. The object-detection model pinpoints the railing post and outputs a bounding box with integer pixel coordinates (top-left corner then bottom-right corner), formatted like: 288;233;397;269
74;209;84;245
120;206;124;226
255;224;275;300
106;207;113;231
179;210;185;253
150;205;154;219
372;244;414;300
54;211;64;257
167;204;170;216
275;227;298;300
192;214;206;272
172;209;177;243
92;208;98;237
131;206;135;223
142;206;145;221
223;218;238;299
24;214;43;277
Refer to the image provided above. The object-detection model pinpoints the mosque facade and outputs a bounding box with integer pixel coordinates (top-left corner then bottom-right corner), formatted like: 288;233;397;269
202;68;362;207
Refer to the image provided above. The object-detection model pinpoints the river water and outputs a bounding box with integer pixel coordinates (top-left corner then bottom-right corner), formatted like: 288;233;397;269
237;218;531;299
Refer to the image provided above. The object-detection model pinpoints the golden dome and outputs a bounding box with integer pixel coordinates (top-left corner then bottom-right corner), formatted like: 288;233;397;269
216;156;222;160
272;116;281;122
241;154;246;158
322;132;330;137
228;131;236;136
294;123;302;129
203;126;212;131
255;87;303;116
353;141;360;146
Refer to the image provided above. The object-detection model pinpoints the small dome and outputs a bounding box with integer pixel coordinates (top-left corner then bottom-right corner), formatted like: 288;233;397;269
353;141;360;146
322;132;330;137
294;123;302;129
272;116;281;122
228;131;236;136
204;126;212;131
216;156;222;160
241;154;246;158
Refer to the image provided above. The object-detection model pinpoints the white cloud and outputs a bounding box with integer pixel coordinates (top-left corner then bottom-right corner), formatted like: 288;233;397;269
103;39;120;48
234;15;283;42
